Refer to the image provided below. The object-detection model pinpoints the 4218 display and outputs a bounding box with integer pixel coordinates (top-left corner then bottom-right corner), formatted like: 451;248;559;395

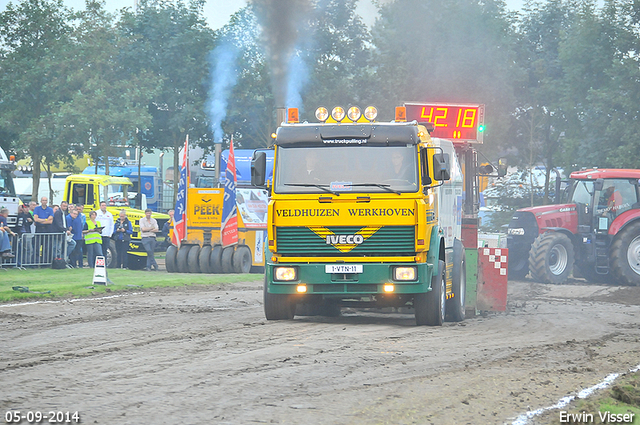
404;103;485;143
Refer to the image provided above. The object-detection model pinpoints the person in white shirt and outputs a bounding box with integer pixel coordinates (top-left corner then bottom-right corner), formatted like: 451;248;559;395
95;201;114;259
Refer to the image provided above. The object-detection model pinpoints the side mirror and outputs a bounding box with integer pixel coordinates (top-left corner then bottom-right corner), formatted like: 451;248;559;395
432;152;450;181
251;151;267;187
498;158;508;177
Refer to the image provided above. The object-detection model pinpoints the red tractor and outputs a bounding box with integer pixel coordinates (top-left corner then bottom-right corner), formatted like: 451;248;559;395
507;169;640;285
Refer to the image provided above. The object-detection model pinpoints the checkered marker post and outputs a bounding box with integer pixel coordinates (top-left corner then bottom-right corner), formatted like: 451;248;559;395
93;256;108;286
477;248;509;311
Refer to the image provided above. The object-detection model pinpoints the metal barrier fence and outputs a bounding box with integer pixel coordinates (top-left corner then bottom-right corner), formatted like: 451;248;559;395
0;233;70;270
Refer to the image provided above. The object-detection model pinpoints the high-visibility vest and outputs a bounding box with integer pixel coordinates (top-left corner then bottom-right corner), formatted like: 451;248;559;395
85;220;102;245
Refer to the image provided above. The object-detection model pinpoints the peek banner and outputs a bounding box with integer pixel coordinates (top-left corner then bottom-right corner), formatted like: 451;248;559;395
221;138;238;247
172;135;189;249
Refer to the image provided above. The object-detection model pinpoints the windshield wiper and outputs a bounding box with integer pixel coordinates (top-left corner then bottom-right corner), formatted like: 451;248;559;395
348;183;402;195
284;183;341;196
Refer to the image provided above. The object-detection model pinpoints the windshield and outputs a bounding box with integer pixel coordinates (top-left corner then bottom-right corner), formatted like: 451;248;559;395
0;170;16;196
274;146;418;194
101;184;131;207
570;180;593;204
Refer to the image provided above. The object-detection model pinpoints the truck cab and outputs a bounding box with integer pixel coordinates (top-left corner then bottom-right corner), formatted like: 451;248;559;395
0;147;20;231
64;174;169;268
252;106;467;325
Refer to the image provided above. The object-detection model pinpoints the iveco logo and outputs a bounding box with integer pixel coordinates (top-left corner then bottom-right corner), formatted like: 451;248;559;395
326;234;365;245
309;226;381;253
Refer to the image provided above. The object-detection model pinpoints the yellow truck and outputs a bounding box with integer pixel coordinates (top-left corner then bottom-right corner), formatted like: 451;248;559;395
63;174;170;269
251;105;467;325
164;150;271;274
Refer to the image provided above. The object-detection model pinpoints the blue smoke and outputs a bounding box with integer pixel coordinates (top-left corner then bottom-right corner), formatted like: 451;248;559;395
285;50;309;112
208;43;239;145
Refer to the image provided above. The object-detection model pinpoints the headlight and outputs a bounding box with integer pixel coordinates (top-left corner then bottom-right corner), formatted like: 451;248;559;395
508;228;525;236
274;266;297;281
394;266;417;281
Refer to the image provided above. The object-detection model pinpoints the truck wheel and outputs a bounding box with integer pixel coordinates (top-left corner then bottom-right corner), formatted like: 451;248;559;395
165;245;177;273
210;245;223;273
610;222;640;286
221;247;235;273
233;246;252;273
176;245;191;273
446;240;466;322
198;245;212;273
106;240;117;268
264;275;295;320
415;259;445;326
528;232;574;284
187;245;201;273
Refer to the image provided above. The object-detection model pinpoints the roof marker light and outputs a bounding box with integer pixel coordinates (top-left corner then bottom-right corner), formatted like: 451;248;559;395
347;106;362;122
315;107;329;122
331;106;346;122
364;106;378;122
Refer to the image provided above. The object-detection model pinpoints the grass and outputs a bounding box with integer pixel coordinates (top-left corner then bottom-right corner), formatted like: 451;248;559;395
563;372;640;424
0;267;263;303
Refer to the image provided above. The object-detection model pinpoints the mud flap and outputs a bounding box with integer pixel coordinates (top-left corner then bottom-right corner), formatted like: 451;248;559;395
476;247;508;312
464;248;478;317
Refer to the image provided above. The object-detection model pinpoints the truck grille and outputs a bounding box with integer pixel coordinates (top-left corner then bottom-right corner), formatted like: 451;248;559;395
276;226;415;257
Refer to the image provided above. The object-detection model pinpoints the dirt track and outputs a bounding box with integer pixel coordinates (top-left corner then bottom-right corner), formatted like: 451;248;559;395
1;277;639;425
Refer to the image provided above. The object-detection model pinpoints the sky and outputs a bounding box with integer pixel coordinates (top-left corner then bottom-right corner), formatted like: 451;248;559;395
0;0;526;30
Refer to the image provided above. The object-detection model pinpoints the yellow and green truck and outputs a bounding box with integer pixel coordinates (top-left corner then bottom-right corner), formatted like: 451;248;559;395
251;106;467;325
63;174;170;269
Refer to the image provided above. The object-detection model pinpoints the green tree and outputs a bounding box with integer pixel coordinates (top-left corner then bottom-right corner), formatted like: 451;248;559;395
119;0;214;199
0;0;73;198
56;0;160;177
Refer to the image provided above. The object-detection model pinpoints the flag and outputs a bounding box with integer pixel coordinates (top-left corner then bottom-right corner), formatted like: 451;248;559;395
221;137;238;247
172;135;189;248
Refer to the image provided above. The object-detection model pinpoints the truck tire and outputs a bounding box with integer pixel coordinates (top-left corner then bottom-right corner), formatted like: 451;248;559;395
198;245;212;273
106;240;117;268
187;245;201;273
221;247;235;273
446;240;466;322
165;245;177;273
610;222;640;286
176;245;191;273
528;232;574;284
233;245;252;273
264;275;295;320
415;259;445;326
210;245;223;273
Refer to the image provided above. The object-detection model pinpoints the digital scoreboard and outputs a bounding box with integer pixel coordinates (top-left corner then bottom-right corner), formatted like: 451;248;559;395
404;103;485;143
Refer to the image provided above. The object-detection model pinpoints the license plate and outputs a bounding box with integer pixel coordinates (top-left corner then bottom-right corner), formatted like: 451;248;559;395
325;264;363;274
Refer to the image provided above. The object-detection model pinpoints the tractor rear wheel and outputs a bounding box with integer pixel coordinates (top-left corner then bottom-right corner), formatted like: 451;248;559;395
528;232;574;284
165;245;178;273
187;245;201;273
610;222;640;286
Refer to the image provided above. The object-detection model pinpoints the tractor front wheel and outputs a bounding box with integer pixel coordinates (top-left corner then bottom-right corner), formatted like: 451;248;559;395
529;232;574;284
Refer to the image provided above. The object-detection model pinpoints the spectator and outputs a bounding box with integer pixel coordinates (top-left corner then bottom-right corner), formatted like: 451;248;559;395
66;209;84;268
28;201;37;233
0;208;16;258
159;209;174;250
33;196;54;263
16;204;33;266
52;201;70;259
82;211;103;268
139;208;159;271
96;201;114;259
112;209;132;269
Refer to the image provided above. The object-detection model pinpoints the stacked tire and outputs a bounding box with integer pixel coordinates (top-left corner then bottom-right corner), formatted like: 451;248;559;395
165;244;253;274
